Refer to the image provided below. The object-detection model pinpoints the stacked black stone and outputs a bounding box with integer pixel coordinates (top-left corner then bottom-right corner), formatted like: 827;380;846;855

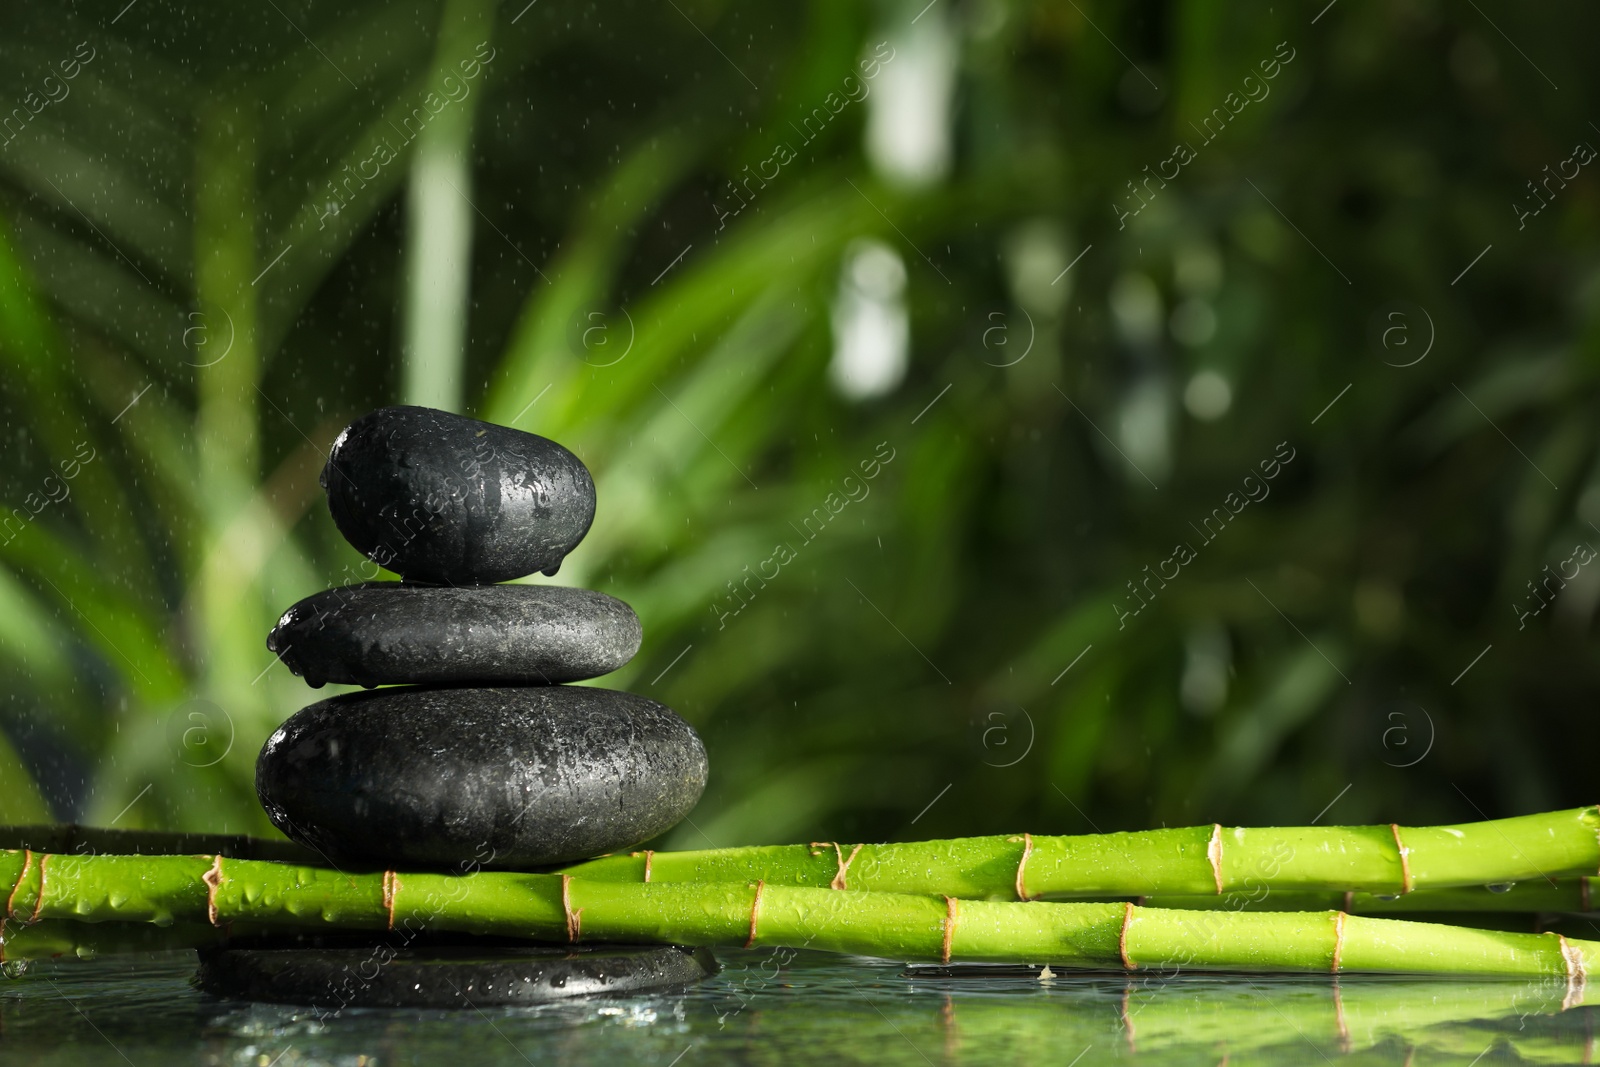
254;405;708;871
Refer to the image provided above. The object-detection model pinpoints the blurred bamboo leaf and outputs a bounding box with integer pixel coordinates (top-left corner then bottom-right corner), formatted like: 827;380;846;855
0;0;1598;844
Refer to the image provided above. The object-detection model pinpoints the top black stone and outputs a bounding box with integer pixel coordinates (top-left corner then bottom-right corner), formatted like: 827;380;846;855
321;406;596;585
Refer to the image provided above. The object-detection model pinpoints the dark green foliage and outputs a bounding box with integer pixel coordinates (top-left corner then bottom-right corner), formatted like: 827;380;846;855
0;2;1594;848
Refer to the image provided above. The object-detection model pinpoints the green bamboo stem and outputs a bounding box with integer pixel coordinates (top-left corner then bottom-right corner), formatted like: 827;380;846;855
7;806;1592;904
1138;879;1593;914
0;824;317;864
562;806;1600;900
2;850;1598;985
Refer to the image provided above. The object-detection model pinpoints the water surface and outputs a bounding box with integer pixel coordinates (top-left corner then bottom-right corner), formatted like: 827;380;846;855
4;948;1594;1065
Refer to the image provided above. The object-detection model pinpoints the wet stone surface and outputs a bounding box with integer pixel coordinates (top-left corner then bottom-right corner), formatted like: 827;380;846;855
322;405;596;585
267;582;642;687
256;684;708;869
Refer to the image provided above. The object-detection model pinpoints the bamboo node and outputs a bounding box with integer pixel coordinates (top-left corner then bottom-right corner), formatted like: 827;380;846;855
809;842;862;891
1558;933;1587;1005
643;849;654;884
1015;832;1034;901
1207;824;1224;895
561;874;583;943
6;849;32;920
382;871;399;930
834;844;863;891
30;854;49;924
202;855;224;926
1119;900;1136;969
809;841;838;881
812;838;864;889
1330;911;1347;974
1389;824;1414;894
1590;804;1600;875
745;880;765;949
941;896;958;965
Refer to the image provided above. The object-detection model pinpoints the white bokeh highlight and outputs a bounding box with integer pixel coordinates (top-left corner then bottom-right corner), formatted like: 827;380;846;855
865;12;956;188
829;240;910;401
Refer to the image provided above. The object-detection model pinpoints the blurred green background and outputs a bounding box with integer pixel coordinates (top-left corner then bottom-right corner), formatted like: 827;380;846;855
0;0;1596;850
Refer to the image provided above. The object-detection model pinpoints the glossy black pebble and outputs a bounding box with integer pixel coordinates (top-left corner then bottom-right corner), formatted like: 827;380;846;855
323;405;596;585
267;582;642;687
195;943;718;1008
256;685;708;869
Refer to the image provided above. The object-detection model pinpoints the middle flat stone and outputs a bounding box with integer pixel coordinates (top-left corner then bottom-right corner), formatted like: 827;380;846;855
267;583;642;687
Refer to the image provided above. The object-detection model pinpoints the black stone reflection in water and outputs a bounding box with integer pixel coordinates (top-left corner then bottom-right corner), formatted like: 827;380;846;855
256;685;708;869
197;942;719;1008
268;582;642;688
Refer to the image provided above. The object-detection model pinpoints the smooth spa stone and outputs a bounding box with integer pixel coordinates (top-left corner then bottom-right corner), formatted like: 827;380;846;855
196;942;719;1008
256;685;708;869
321;406;596;585
266;582;642;688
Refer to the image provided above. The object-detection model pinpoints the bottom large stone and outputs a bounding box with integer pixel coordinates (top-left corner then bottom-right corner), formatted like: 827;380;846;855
256;685;707;868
